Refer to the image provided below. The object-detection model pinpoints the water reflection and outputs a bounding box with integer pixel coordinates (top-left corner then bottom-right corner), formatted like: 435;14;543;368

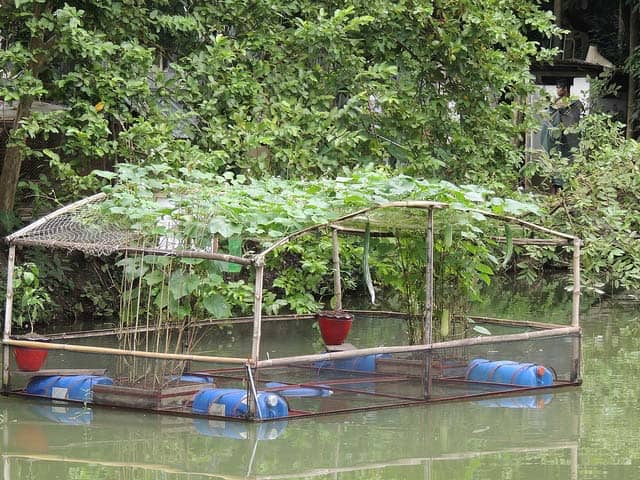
1;389;579;479
4;288;640;479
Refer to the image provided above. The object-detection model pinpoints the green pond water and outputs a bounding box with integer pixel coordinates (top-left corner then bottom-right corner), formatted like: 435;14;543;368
1;289;639;479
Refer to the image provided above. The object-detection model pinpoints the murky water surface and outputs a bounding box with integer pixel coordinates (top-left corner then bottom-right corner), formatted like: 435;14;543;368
1;290;639;479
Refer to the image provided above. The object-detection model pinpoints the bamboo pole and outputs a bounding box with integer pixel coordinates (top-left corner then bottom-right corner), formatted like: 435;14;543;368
465;315;567;330
424;209;434;343
2;338;248;365
250;259;265;363
423;208;434;399
465;208;577;241
331;228;343;311
330;225;395;237
490;237;570;246
2;246;15;390
5;193;106;242
122;246;253;264
256;326;580;368
571;238;582;382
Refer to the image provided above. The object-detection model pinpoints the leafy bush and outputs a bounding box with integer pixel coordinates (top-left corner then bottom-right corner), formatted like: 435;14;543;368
533;113;640;294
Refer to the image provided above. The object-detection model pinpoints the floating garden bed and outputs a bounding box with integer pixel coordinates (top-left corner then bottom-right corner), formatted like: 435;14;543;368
2;188;582;421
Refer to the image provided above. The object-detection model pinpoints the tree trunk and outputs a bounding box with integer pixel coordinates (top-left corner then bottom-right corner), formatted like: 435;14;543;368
0;4;52;216
0;97;34;214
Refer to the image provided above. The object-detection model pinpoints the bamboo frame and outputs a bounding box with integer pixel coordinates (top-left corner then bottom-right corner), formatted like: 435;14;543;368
3;195;583;420
2;246;15;390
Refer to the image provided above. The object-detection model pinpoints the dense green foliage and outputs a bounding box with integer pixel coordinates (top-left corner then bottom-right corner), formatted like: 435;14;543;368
2;0;640;331
1;0;559;215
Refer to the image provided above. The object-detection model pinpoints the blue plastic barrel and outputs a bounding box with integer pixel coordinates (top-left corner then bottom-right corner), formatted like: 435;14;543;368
192;388;289;419
24;375;61;396
25;375;113;402
465;358;554;387
314;353;392;373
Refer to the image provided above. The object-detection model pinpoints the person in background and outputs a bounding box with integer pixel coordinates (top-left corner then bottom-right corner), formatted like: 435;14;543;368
540;78;583;193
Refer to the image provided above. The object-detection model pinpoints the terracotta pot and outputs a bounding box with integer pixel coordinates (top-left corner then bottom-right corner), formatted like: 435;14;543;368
13;346;49;372
317;311;353;345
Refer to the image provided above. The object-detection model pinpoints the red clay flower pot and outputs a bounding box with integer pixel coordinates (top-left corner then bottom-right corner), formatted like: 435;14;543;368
13;346;49;372
317;311;353;345
12;334;50;371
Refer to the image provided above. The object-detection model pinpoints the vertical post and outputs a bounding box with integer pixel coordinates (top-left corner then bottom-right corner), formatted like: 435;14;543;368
331;228;342;311
2;246;15;391
251;258;265;364
571;238;581;382
423;209;434;399
249;258;265;420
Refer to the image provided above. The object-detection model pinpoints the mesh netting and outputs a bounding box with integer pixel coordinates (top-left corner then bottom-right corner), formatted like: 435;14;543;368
8;194;135;256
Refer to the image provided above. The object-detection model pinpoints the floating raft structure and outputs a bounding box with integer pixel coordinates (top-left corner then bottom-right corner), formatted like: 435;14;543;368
2;193;583;421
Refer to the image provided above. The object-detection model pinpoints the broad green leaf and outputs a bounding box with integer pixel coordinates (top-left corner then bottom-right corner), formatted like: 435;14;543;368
168;270;199;299
144;269;164;286
203;293;232;318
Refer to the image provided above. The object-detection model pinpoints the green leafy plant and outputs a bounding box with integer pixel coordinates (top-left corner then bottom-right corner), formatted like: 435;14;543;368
11;262;51;333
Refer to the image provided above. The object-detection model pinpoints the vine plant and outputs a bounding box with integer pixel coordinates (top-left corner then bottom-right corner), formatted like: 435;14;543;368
97;166;540;347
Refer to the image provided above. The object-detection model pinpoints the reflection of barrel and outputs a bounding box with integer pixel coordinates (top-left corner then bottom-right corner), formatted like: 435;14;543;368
192;388;289;419
466;359;554;387
475;394;554;409
25;375;113;402
193;418;288;440
314;353;392;373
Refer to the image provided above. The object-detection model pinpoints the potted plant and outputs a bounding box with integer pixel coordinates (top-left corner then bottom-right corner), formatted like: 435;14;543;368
11;263;51;371
316;311;353;345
